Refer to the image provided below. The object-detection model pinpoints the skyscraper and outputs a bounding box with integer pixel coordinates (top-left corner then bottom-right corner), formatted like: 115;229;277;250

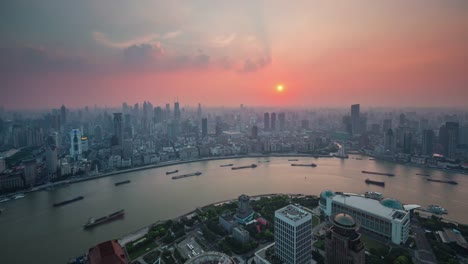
351;104;360;135
70;129;82;160
201;118;208;138
154;107;163;124
278;112;286;131
45;135;58;178
422;129;434;156
113;113;123;146
264;112;270;131
274;205;312;264
384;129;394;152
60;104;67;125
383;119;392;132
23;159;37;186
271;112;277;131
325;213;365;264
446;122;459;159
403;130;413;154
251;125;258;139
174;101;181;120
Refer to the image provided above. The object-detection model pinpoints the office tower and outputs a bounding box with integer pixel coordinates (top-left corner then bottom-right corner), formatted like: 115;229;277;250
271;112;277;131
460;126;468;146
113;113;123;146
399;113;406;127
124;114;132;138
45;135;58;177
122;139;133;159
60;104;67;125
251;125;258;139
278;112;286;131
403;130;413;154
70;129;82;160
174;101;181;119
325;213;365;264
153;107;163;124
342;116;352;134
383;119;392;132
165;103;170;120
201;118;208;138
351;104;360;135
264;112;270;131
301;120;310;130
422;129;434;156
122;102;129;114
235;194;254;224
23;158;37;186
384;129;394;152
93;125;103;143
274;205;312;264
446;122;459;159
359;115;367;133
197;103;202;119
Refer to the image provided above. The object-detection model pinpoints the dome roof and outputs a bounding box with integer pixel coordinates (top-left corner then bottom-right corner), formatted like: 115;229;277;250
380;198;404;210
321;190;335;199
334;213;356;227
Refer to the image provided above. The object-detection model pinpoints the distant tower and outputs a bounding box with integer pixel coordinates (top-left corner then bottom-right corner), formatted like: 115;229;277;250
325;213;365;264
165;103;170;120
154;107;163;124
264;112;270;131
251;125;258;139
446;122;459;159
278;112;286;131
384;129;395;152
174;101;181;120
70;129;82;160
113;113;123;146
275;205;312;264
422;129;434;156
270;112;276;131
60;105;67;125
403;130;413;154
197;103;202;119
23;159;37;186
201;118;208;138
351;104;360;135
45;135;58;178
383;119;392;132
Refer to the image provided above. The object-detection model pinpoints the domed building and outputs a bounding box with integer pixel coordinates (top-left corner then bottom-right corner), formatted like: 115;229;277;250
185;252;234;264
326;213;365;264
319;190;411;245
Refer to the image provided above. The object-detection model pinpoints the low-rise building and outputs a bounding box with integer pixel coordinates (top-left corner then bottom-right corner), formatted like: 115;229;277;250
219;211;238;233
232;226;250;244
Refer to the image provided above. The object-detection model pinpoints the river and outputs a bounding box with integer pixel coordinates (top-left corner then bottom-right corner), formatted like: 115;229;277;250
0;155;466;264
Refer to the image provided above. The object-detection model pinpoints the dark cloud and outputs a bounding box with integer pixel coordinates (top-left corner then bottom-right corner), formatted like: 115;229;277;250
240;56;271;73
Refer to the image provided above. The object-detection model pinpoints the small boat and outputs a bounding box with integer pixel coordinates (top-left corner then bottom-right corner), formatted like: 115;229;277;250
364;179;385;187
232;164;257;170
258;160;270;163
166;170;179;175
416;173;430;176
172;171;202;180
426;179;458;185
220;164;234;167
83;209;125;229
355;158;364;160
115;180;131;186
362;171;395;177
288;159;299;161
364;191;384;200
291;163;317;167
369;158;376;160
427;205;448;215
53;196;84;207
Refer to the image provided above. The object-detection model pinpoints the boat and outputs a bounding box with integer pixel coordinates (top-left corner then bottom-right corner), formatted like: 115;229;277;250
13;194;25;200
115;180;131;186
369;158;376;161
0;198;11;203
416;173;430;176
220;164;234;167
172;171;202;180
427;205;448;215
83;209;125;229
288;159;299;161
291;163;317;167
362;171;395;177
258;160;270;163
166;170;179;175
364;191;384;200
46;182;70;191
231;164;257;170
355;158;364;160
426;179;458;185
364;179;385;187
53;196;84;207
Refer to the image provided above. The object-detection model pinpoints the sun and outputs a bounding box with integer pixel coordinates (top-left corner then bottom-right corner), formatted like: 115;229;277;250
276;84;284;92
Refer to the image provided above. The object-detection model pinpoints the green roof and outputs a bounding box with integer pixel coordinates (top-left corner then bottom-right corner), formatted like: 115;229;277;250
334;213;356;227
380;198;404;210
321;190;335;199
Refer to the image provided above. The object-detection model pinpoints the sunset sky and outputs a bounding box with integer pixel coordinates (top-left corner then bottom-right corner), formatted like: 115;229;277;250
1;0;467;109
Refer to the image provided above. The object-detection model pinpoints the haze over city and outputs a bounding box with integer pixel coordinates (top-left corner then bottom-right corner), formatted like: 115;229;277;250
1;0;468;109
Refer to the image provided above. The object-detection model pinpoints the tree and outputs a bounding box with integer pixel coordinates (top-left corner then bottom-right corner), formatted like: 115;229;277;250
393;256;410;264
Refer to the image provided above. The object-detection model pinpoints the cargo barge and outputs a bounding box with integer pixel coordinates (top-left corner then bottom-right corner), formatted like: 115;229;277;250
361;171;394;177
83;209;125;229
172;171;202;180
231;164;257;170
115;180;131;186
426;179;458;185
220;164;234;167
364;179;385;187
166;170;179;175
53;196;84;207
291;163;317;167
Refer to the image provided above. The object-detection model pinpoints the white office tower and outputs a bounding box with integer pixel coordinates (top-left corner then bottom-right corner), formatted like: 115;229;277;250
274;205;312;264
69;129;82;160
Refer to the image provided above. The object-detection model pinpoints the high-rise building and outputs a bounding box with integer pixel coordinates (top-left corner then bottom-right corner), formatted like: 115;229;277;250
154;107;163;124
278;112;286;131
422;129;434;156
235;194;254;224
351;104;360;135
446;122;459;159
325;213;365;264
174;101;181;120
399;113;406;127
342;116;352;134
274;205;312;264
403;130;413;154
45;135;58;177
70;129;82;160
113;113;123;146
384;129;394;152
251;125;258;139
271;112;277;131
60;105;67;125
201;118;208;138
23;158;36;186
264;112;270;131
197;103;202;119
383;119;392;132
301;120;310;130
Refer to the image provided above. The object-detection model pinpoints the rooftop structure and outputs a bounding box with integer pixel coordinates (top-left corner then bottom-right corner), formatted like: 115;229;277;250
326;213;365;264
88;240;128;264
235;194;254;224
185;252;234;264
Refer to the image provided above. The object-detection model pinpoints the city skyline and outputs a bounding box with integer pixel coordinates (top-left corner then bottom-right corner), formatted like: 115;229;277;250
1;1;468;109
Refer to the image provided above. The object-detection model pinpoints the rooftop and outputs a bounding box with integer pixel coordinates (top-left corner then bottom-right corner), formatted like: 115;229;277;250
275;205;310;222
331;193;408;221
334;213;356;227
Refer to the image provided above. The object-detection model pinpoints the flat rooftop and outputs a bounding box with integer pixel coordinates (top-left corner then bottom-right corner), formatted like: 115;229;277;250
331;193;408;221
275;205;310;222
